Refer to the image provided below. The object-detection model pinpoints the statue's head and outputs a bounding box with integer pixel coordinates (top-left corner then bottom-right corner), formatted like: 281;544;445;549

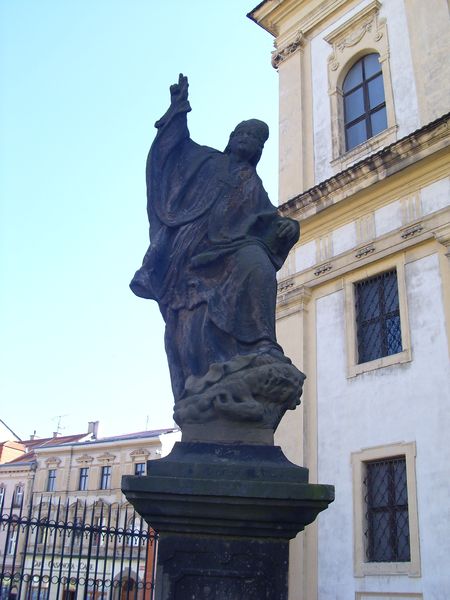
225;119;269;166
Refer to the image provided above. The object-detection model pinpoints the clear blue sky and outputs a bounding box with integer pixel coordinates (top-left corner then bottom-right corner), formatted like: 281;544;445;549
0;1;279;439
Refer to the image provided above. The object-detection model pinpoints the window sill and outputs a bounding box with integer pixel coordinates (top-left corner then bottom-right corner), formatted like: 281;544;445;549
355;559;421;578
331;125;398;173
347;347;411;378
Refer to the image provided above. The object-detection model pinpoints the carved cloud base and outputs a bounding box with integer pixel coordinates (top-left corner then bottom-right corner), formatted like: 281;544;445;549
173;353;306;444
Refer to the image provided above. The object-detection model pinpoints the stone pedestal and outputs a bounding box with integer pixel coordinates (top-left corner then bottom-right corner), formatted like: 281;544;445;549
122;442;334;600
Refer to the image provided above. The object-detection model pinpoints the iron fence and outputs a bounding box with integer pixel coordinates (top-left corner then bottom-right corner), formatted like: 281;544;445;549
0;496;157;600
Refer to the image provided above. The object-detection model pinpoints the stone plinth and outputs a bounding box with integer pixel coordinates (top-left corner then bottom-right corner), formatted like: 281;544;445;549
122;442;334;600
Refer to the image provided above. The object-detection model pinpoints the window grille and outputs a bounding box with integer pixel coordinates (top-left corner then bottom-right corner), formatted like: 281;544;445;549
135;462;146;476
47;469;56;492
79;467;89;490
343;53;387;151
364;456;410;562
355;269;402;363
100;466;112;490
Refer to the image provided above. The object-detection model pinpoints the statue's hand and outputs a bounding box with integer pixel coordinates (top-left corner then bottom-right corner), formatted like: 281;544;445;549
170;73;189;105
276;219;299;243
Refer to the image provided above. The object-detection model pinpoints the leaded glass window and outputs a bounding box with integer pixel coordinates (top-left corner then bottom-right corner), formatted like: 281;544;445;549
355;269;402;363
364;456;410;562
343;53;387;151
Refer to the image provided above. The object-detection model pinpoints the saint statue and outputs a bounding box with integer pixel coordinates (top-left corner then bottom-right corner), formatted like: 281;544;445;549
131;75;304;442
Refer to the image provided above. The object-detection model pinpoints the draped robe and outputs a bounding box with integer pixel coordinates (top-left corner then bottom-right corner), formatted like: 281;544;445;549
131;99;299;401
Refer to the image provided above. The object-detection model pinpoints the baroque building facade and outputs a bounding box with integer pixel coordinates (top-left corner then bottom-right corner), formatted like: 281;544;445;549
0;425;180;600
250;1;450;599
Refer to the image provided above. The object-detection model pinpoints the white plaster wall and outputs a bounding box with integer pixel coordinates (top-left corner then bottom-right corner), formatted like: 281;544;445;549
382;0;420;138
333;221;357;256
159;430;181;457
295;240;316;272
310;0;420;184
315;253;450;598
421;177;450;216
374;199;402;237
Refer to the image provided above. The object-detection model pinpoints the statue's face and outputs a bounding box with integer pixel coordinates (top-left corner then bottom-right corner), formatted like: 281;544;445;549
228;125;262;162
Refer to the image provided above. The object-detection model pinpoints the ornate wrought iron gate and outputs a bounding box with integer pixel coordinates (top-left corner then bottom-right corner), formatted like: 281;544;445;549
0;497;157;600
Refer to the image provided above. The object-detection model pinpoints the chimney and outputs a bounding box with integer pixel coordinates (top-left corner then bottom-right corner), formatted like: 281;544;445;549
53;431;59;438
88;421;99;440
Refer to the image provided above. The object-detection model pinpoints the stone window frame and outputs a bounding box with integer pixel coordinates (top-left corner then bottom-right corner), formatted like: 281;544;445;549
325;0;397;171
352;442;421;577
344;256;412;377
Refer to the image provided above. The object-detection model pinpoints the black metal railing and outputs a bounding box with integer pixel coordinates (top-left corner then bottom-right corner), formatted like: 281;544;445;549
0;496;157;600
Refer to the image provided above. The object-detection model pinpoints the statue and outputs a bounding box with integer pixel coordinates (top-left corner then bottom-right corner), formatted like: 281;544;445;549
131;74;305;443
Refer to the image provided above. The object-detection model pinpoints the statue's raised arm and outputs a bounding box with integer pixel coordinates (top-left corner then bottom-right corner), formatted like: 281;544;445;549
130;75;304;445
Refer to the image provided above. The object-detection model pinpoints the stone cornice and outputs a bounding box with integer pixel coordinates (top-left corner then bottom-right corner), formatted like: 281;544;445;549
272;30;305;68
248;0;353;38
278;113;450;220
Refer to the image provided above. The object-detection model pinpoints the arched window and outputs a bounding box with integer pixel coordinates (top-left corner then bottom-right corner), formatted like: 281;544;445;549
343;53;387;151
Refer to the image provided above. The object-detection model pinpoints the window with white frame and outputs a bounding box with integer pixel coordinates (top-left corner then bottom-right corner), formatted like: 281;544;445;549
79;467;89;491
100;466;111;490
134;462;146;477
127;516;141;547
352;442;420;577
46;469;56;492
12;485;24;508
0;486;5;509
6;529;17;555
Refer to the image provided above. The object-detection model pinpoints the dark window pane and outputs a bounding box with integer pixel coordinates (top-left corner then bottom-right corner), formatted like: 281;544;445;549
343;54;386;151
346;120;367;150
364;53;382;78
386;316;402;355
135;463;146;476
358;322;382;362
357;280;380;320
396;510;411;561
367;463;389;507
394;461;408;505
368;75;385;109
355;270;401;364
383;273;399;311
343;60;363;92
344;87;365;122
371;512;393;561
365;457;410;563
371;107;388;136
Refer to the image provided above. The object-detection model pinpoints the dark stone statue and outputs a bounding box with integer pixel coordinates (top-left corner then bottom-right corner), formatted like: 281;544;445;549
131;74;305;443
